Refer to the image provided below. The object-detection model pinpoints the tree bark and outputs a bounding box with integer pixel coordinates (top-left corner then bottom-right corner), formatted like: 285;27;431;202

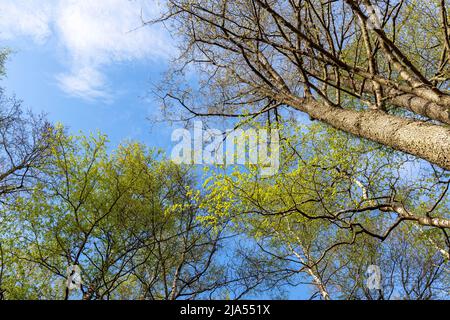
333;76;450;125
284;96;450;171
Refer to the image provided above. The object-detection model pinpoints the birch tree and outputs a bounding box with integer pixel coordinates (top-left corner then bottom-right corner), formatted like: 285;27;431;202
201;122;449;299
155;0;450;170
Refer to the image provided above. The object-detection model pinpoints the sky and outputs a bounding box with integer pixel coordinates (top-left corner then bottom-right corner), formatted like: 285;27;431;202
0;0;176;150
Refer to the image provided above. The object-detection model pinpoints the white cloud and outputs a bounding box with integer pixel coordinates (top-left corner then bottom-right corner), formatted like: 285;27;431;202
0;0;171;101
56;66;112;102
0;1;53;44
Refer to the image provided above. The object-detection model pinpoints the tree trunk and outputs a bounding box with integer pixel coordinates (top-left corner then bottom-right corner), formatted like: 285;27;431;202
284;96;450;171
334;76;450;125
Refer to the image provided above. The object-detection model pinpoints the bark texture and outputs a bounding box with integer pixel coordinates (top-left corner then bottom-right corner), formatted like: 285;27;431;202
286;97;450;170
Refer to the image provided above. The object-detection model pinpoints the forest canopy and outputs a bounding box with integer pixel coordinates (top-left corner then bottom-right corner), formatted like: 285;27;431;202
0;0;449;300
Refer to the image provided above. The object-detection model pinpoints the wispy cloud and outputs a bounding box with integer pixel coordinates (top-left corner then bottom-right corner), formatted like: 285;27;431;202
0;1;53;44
55;66;112;102
0;0;171;101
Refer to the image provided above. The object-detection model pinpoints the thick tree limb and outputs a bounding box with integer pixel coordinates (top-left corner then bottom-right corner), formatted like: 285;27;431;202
283;96;450;171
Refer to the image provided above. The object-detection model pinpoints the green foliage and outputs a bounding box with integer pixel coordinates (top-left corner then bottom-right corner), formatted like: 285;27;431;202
0;127;221;300
201;120;449;299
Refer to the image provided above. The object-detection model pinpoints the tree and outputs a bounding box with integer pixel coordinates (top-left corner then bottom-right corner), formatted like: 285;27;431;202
0;50;51;203
201;121;449;299
0;94;50;202
0;129;219;299
0;129;272;300
148;0;450;299
155;0;450;171
0;50;52;299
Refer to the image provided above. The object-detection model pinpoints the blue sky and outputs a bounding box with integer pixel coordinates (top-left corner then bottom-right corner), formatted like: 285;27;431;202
0;0;175;151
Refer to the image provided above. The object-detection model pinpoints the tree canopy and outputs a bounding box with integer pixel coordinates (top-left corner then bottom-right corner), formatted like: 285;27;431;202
0;1;449;300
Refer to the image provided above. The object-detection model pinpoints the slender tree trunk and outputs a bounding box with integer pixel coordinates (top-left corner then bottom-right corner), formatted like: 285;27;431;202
413;225;450;260
307;268;331;300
